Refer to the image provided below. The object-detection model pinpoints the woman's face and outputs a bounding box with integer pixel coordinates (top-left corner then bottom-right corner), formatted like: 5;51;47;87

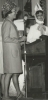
36;12;44;21
10;8;17;19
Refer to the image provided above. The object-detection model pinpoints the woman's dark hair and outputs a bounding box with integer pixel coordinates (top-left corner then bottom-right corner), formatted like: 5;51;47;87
1;10;12;18
36;10;43;15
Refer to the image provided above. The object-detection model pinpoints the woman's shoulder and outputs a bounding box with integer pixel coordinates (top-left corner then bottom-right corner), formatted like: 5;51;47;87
3;19;11;25
29;24;36;31
2;19;11;29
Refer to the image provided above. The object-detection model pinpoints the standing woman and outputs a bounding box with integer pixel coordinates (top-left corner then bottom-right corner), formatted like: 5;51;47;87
1;0;26;100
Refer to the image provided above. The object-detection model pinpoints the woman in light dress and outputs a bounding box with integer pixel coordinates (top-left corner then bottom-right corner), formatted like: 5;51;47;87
1;0;26;100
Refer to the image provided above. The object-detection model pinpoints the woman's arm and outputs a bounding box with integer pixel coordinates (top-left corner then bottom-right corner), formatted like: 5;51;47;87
2;21;19;43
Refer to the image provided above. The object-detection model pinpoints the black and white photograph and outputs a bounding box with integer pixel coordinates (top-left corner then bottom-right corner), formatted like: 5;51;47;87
0;0;48;100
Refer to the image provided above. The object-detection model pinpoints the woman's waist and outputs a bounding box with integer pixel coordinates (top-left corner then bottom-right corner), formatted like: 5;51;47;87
3;42;21;48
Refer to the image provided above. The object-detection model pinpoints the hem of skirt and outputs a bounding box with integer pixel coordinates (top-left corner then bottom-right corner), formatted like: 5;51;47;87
4;72;23;74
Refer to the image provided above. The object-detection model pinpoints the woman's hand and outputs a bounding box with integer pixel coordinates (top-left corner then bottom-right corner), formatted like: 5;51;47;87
22;36;27;41
19;36;27;42
37;25;46;35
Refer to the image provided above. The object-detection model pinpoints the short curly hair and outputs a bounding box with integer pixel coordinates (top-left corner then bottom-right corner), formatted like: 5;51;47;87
1;0;19;18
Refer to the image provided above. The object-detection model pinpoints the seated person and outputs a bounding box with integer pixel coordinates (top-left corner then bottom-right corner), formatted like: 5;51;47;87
27;3;48;43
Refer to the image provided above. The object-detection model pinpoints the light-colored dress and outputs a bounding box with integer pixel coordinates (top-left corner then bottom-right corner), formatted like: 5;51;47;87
27;23;48;43
1;18;22;73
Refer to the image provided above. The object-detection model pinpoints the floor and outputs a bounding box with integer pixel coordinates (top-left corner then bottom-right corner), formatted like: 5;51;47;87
0;96;48;100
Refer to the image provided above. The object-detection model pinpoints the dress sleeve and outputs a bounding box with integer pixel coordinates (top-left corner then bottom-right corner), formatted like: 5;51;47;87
2;21;11;42
2;21;17;43
27;26;33;43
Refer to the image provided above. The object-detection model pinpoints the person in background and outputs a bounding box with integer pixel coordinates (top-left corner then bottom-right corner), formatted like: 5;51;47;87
27;3;48;43
1;0;26;100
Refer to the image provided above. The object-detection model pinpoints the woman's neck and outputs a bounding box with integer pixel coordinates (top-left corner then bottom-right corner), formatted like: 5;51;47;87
7;16;13;22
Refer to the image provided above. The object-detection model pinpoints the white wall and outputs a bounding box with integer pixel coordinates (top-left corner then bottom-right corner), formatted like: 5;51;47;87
46;0;48;26
0;22;3;73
